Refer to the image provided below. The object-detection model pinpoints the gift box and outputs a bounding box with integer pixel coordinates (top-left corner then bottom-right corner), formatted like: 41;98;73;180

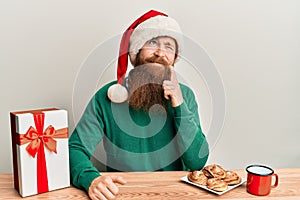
10;108;70;197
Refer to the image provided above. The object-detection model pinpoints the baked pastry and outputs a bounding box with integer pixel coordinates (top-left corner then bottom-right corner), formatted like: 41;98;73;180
188;170;208;186
207;178;228;192
186;164;242;193
202;164;226;179
223;170;242;185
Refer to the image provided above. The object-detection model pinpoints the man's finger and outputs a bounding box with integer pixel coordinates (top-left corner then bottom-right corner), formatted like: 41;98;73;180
100;186;116;200
162;80;173;90
110;176;127;185
169;66;177;82
100;177;119;196
164;90;170;100
90;189;107;200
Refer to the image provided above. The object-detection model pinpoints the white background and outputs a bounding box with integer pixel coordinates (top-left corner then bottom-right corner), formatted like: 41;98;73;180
1;0;300;173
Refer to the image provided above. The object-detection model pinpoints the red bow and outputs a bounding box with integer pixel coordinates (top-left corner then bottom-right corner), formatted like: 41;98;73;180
23;125;57;158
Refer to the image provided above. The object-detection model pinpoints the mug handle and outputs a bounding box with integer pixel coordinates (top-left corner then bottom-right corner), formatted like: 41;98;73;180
272;173;279;188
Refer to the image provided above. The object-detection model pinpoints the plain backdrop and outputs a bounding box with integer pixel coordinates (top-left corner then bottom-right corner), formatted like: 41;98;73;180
1;0;300;173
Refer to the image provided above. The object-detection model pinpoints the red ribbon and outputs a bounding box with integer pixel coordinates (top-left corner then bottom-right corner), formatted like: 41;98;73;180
16;112;68;194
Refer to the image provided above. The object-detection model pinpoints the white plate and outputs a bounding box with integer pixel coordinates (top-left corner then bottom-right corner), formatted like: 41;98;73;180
180;175;246;195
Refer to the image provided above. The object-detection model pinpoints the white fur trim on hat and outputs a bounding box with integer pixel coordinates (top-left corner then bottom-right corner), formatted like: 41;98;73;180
129;15;183;66
107;83;128;103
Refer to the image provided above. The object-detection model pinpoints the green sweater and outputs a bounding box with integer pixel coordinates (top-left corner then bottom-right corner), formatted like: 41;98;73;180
69;81;209;191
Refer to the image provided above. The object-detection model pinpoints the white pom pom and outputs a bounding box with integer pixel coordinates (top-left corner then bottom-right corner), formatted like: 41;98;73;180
107;84;128;103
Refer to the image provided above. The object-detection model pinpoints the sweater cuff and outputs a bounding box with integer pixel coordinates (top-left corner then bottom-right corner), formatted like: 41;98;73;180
173;102;191;117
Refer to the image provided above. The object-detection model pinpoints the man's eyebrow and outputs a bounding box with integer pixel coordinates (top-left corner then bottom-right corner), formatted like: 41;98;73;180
164;41;175;47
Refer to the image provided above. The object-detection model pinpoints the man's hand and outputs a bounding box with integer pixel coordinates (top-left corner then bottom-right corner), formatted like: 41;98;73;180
162;66;184;107
88;175;127;200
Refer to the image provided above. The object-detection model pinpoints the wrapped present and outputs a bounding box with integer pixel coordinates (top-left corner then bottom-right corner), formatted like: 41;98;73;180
10;108;70;197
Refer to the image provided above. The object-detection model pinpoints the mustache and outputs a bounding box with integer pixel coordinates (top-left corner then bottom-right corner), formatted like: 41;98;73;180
144;56;169;65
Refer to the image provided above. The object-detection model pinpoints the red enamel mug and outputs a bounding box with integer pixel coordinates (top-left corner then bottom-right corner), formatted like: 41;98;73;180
246;165;279;196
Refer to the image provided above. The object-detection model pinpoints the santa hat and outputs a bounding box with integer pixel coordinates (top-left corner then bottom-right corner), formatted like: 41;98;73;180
107;10;183;103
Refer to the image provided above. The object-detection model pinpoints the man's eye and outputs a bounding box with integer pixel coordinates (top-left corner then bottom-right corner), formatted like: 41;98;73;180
149;40;158;46
167;46;174;51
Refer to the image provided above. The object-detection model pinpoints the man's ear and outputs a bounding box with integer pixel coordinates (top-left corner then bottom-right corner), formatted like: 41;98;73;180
174;40;179;63
172;54;178;66
174;54;178;61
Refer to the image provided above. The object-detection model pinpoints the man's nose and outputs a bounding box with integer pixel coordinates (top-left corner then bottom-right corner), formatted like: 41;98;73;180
154;47;166;57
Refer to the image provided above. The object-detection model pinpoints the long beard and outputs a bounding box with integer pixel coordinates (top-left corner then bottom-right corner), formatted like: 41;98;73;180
128;63;171;114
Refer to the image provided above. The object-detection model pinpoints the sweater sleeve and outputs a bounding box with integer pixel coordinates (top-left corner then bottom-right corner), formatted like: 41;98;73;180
173;85;209;171
69;95;104;192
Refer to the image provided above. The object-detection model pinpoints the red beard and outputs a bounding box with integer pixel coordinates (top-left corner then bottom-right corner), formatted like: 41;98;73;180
128;63;171;113
135;54;171;66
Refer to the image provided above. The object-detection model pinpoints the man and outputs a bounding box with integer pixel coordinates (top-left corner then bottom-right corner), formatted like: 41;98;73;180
69;10;209;200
